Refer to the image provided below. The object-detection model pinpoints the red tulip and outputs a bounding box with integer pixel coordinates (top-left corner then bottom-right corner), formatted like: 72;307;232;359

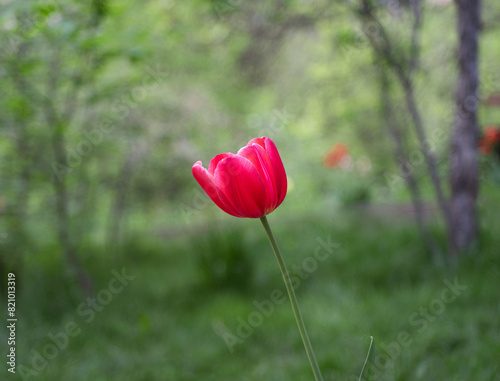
323;143;349;168
479;125;500;154
192;137;287;218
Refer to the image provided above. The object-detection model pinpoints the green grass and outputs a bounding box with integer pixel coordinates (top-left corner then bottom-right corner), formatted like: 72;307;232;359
2;199;500;381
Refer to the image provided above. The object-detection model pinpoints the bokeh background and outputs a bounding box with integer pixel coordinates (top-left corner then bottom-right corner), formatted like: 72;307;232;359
1;0;500;380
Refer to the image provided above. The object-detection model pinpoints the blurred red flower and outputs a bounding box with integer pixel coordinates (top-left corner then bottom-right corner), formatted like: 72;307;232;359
323;143;349;168
479;126;500;154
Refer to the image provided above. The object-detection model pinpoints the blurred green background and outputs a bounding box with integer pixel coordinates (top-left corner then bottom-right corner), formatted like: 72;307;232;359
1;0;500;380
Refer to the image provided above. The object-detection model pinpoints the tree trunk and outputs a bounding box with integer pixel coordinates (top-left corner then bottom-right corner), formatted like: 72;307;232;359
107;149;135;249
50;121;93;297
358;0;451;254
378;63;439;257
450;0;481;256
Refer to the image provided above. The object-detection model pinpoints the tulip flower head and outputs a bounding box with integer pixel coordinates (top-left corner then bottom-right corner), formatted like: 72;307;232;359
192;137;287;218
323;143;350;168
479;125;500;154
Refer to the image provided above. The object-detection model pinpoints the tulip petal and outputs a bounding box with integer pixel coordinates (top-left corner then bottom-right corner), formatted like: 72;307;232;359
214;155;267;218
237;144;277;210
192;161;242;217
247;137;266;150
263;138;287;207
208;153;233;175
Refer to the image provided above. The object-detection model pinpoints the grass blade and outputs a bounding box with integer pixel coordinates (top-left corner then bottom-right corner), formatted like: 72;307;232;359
359;336;375;381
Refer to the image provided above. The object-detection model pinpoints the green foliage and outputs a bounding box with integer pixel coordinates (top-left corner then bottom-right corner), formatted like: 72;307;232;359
3;204;499;380
193;227;254;292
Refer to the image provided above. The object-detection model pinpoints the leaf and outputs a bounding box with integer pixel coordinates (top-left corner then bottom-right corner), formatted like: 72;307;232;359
359;336;375;381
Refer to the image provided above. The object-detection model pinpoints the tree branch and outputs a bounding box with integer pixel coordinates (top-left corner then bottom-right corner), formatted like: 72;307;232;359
357;0;450;234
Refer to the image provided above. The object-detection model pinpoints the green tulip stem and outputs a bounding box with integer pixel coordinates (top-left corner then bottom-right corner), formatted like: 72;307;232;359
260;216;324;381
